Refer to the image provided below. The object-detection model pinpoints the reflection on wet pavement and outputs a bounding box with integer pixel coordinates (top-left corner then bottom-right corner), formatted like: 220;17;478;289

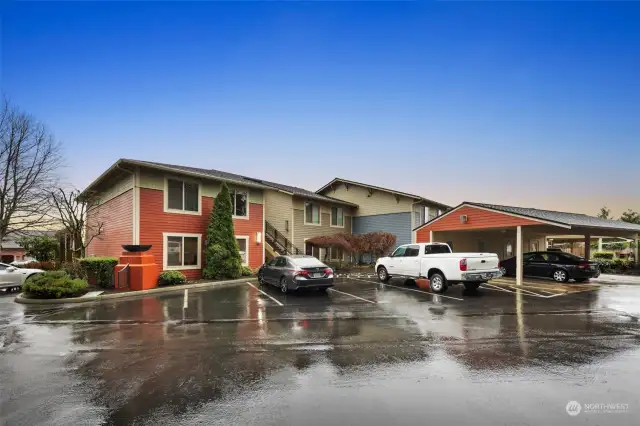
1;278;640;425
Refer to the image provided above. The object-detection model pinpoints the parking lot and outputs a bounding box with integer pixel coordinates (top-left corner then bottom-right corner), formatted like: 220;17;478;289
2;277;640;425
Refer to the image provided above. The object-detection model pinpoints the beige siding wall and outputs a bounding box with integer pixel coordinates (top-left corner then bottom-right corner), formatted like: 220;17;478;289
292;204;353;261
321;182;414;216
96;173;134;204
431;229;546;260
138;167;264;204
264;189;294;238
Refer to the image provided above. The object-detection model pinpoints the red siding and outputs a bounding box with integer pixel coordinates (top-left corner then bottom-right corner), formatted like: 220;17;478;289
416;205;542;243
86;190;134;257
139;188;263;279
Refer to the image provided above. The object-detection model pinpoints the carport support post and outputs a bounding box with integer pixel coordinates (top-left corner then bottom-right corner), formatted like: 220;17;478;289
584;234;591;260
516;226;523;286
634;234;639;263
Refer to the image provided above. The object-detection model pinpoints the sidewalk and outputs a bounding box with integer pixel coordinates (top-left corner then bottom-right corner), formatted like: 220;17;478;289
15;277;256;305
592;274;640;285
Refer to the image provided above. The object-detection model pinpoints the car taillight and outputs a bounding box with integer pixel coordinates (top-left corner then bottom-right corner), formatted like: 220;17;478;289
459;258;467;271
324;268;333;275
295;270;310;277
578;263;590;269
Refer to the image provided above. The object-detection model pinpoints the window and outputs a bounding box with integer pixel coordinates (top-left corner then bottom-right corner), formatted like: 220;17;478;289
305;202;320;225
331;207;344;227
331;246;344;260
294;257;325;268
236;236;249;265
425;244;451;255
404;245;420;257
542;253;562;263
391;246;407;257
231;189;248;217
164;233;201;269
446;241;454;251
275;257;287;267
166;178;199;213
528;254;546;262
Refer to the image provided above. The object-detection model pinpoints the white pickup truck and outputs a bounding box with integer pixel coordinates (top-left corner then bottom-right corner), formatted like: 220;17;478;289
375;242;501;293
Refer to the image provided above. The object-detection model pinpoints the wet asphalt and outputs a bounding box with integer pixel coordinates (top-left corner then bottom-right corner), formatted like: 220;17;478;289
2;277;640;426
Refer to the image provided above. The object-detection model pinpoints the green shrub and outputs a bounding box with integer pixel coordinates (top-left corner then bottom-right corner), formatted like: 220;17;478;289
62;261;86;280
78;257;118;288
594;258;634;273
22;271;89;299
593;252;615;260
240;265;253;276
158;270;186;286
202;183;242;280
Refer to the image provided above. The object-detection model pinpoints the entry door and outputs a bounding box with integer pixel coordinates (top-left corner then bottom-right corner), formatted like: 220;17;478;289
504;240;515;260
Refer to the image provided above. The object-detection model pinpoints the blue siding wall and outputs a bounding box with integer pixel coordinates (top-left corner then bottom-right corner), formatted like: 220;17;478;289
352;212;412;249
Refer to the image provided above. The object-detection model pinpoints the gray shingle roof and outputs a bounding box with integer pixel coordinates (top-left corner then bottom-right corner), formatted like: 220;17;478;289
123;160;358;207
468;202;640;232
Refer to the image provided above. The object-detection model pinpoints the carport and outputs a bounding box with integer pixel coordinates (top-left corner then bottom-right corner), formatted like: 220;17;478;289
413;202;640;286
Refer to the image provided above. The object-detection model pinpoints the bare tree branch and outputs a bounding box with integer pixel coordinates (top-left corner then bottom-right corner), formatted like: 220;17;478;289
0;97;62;247
48;187;104;258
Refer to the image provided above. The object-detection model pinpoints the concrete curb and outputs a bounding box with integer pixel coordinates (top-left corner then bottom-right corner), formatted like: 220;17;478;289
14;277;256;305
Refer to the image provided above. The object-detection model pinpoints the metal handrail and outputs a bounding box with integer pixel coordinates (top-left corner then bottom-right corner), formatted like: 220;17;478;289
116;263;130;289
265;221;304;255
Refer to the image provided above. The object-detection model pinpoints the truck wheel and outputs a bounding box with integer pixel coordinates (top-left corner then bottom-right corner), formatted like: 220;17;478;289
463;282;481;291
377;266;390;283
429;273;447;293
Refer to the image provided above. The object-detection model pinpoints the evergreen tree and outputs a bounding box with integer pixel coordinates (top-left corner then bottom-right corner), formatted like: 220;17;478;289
203;182;242;279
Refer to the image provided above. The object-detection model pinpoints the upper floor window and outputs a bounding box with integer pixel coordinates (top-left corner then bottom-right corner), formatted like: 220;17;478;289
305;202;320;225
331;207;344;227
232;189;248;218
166;178;200;214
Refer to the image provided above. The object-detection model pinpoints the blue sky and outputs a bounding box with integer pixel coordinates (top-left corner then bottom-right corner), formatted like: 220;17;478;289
3;2;639;216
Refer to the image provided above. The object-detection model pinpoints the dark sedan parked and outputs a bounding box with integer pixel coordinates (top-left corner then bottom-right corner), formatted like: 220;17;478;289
499;251;600;283
258;255;334;293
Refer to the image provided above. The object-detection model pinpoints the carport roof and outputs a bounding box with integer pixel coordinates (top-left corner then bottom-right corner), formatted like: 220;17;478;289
413;202;640;233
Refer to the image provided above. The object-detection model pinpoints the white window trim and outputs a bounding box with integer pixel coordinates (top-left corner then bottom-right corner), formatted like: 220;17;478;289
231;188;250;220
330;207;345;228
163;232;202;271
164;176;202;216
304;202;321;226
236;235;249;266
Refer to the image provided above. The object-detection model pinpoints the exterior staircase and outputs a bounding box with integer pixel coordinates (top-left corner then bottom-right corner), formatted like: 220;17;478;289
265;221;304;260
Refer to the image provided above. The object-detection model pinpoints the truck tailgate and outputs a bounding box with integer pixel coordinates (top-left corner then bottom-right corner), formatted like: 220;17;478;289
458;253;499;271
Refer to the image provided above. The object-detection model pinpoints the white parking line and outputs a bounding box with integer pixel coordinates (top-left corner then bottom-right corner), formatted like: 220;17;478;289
480;284;516;294
347;277;464;301
328;288;377;304
246;282;284;306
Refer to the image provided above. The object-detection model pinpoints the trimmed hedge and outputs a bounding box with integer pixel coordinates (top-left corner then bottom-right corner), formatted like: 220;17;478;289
158;270;186;286
594;258;635;273
22;271;89;299
593;252;615;260
17;261;58;271
78;257;118;288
